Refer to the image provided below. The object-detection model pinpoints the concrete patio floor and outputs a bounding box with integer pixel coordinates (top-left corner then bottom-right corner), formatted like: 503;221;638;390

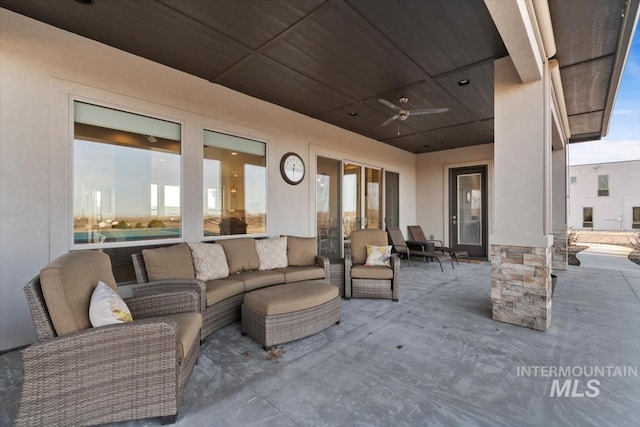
1;260;639;426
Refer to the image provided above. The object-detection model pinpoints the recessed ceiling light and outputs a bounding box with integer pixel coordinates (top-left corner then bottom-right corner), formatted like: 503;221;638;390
458;79;470;86
348;112;358;117
231;152;237;155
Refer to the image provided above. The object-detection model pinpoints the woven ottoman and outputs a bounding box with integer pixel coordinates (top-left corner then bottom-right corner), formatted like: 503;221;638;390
241;280;341;350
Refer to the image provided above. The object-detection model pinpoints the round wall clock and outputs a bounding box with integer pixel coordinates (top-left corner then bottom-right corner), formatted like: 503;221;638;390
280;152;305;185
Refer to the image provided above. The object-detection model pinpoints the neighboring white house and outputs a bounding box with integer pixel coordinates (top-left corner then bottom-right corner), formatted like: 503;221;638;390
569;160;640;231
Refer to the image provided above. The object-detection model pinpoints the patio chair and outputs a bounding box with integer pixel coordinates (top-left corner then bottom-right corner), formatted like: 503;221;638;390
15;251;202;426
387;227;454;272
345;229;400;301
407;225;470;264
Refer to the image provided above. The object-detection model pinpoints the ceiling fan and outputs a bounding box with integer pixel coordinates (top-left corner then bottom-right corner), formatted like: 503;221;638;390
379;97;449;127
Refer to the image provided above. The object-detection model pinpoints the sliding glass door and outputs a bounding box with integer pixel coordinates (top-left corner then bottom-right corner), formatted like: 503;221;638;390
316;156;342;261
317;157;395;260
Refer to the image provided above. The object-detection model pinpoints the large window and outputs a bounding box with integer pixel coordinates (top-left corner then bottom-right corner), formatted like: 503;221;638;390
597;174;609;196
73;101;181;245
633;207;640;229
583;207;593;228
203;130;266;236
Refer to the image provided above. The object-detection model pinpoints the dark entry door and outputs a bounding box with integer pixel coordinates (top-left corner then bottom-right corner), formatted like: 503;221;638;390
449;166;488;258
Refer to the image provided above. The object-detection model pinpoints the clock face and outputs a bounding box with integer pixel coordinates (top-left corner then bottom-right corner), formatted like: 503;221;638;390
281;153;305;185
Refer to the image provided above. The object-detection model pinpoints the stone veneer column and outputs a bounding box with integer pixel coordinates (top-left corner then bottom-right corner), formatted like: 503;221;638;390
492;56;553;330
491;245;552;330
552;230;567;270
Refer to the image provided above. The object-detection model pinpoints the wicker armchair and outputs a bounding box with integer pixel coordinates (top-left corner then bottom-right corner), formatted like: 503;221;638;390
14;251;202;426
345;229;400;301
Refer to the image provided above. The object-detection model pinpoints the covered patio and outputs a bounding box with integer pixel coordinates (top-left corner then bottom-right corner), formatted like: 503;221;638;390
2;0;640;425
2;260;639;426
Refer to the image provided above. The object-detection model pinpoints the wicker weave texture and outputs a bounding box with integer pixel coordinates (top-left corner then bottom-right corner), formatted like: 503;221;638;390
24;277;56;341
352;279;393;299
345;254;400;301
202;293;244;338
15;319;180;426
132;253;149;283
18;273;202;426
178;338;199;397
127;290;199;318
132;252;332;340
241;296;341;348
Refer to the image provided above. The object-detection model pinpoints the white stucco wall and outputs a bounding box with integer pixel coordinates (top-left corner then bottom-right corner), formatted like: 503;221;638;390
414;144;494;246
0;9;417;351
568;160;640;230
492;56;553;248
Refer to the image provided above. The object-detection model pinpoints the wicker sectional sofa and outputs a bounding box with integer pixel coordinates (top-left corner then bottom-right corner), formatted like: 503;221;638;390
131;236;330;340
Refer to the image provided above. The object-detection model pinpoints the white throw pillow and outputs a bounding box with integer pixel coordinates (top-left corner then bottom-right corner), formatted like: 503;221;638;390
89;281;133;327
255;237;288;270
365;244;392;267
188;242;229;281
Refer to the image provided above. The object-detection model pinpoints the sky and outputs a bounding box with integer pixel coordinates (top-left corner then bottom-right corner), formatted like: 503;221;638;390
568;28;640;165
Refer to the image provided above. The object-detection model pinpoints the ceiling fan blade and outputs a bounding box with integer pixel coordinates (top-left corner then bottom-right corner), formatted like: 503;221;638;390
381;114;400;126
410;107;449;116
378;99;403;112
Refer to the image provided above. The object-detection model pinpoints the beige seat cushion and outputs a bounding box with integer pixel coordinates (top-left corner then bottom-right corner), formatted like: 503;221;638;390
40;251;118;336
286;236;317;266
232;270;285;292
163;312;202;362
275;266;325;283
142;243;195;281
205;278;245;306
244;282;338;316
219;238;260;274
351;265;394;280
350;229;389;265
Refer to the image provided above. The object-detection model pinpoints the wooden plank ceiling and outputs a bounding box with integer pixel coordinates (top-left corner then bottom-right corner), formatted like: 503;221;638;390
0;0;627;152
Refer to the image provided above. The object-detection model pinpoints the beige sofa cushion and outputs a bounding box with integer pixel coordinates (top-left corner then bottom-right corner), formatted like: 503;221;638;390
350;229;388;265
232;270;285;292
219;238;260;274
163;312;202;362
351;265;394;280
244;282;338;316
275;266;325;283
142;243;195;281
286;236;317;266
205;278;245;306
40;251;118;336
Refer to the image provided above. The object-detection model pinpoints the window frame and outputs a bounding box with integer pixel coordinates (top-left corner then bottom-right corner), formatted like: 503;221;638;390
51;81;276;258
201;128;269;240
597;174;609;197
69;97;187;250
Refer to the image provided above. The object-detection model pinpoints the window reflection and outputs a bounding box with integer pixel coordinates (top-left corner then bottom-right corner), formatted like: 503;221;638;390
203;130;266;236
73;101;181;245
